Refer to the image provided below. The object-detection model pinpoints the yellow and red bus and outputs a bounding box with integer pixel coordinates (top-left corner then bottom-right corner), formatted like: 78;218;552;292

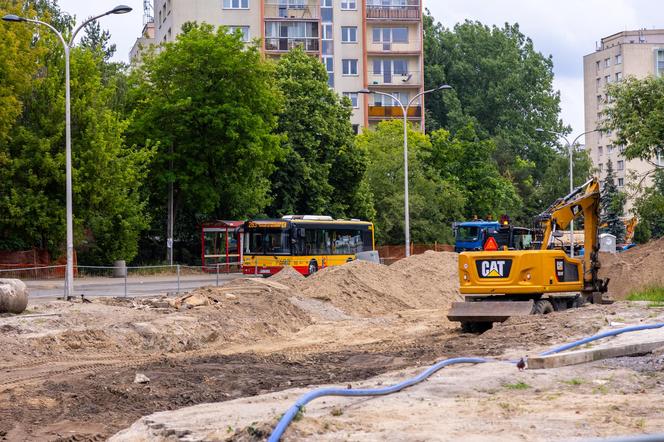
242;216;375;276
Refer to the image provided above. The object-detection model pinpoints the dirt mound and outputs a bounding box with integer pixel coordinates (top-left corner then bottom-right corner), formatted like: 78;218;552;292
269;266;305;287
296;252;460;316
599;237;664;299
390;250;460;306
2;279;314;360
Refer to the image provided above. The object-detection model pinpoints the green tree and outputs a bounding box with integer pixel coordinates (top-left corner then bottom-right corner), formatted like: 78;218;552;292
600;160;626;242
536;147;593;210
126;23;283;260
604;76;664;163
0;3;153;263
634;169;664;241
269;48;373;219
0;2;49;140
424;17;563;171
357;120;464;244
428;123;522;219
423;14;565;218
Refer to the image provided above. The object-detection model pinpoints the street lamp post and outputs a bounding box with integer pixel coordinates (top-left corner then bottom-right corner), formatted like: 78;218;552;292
3;5;132;300
358;85;452;258
536;128;598;257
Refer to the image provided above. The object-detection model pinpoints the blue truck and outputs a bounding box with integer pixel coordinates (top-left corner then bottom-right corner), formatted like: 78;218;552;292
454;219;533;252
453;220;501;252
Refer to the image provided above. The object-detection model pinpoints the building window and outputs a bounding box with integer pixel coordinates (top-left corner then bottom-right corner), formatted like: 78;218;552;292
321;0;332;6
341;0;356;10
352;124;360;135
223;0;248;9
598;163;603;172
342;59;358;75
617;160;624;171
618;178;624;187
372;27;408;43
228;26;250;42
619;145;625;153
596;77;600;90
605;75;611;84
596;95;602;106
607;144;614;154
616;54;622;64
265;22;319;51
596;60;600;73
657;50;664;77
341;26;357;43
598;146;603;156
615;72;623;82
373;92;408;107
322;24;333;40
343;92;358;108
604;58;611;68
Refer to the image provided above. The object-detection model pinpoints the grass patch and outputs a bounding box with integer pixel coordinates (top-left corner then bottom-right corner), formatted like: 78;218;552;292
503;381;531;390
627;286;664;305
563;378;584;386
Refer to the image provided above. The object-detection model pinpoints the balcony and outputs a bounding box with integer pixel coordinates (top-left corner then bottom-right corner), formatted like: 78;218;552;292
368;105;421;119
367;70;421;87
366;4;420;20
265;37;319;52
264;0;320;20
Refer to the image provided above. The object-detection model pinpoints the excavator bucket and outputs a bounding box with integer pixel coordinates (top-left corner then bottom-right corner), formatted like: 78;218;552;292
447;300;534;323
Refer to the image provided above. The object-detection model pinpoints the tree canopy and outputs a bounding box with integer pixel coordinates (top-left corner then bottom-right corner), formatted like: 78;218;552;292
0;1;153;263
423;13;572;221
268;48;373;220
357;120;464;244
604;76;664;164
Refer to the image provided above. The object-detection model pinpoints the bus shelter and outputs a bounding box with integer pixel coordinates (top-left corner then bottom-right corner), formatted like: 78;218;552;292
201;221;243;272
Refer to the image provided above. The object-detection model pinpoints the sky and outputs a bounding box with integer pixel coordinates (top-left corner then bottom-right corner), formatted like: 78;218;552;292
56;0;662;138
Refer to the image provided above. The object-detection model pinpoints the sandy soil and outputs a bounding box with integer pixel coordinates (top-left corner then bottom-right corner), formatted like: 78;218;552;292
599;237;664;299
0;251;662;441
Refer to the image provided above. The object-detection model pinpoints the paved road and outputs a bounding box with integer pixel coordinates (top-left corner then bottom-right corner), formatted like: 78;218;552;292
25;273;246;299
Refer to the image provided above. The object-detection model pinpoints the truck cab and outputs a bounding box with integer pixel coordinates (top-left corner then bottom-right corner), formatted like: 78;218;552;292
454;221;501;252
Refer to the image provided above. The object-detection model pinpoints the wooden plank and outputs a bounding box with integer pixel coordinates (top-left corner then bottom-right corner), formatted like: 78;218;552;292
447;300;534;322
528;340;664;370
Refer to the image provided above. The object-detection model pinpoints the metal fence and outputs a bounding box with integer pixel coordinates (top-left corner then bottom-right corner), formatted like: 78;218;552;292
0;264;243;299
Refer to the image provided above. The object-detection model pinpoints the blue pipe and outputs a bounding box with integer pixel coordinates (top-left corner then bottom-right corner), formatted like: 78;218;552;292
539;322;664;356
267;357;491;442
268;322;664;441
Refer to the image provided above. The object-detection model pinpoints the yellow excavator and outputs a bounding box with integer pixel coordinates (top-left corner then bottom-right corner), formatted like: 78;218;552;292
448;178;611;332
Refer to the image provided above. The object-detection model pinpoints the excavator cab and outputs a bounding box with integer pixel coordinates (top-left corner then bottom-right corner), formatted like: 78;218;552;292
448;179;610;332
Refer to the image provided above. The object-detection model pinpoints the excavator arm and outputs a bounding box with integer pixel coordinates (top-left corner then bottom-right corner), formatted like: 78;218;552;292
536;178;605;293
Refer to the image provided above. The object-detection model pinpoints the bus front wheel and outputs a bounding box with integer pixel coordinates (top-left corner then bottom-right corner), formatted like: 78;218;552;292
308;260;318;276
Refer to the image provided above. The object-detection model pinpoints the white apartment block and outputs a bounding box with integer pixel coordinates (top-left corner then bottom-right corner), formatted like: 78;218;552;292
131;0;425;132
583;29;664;211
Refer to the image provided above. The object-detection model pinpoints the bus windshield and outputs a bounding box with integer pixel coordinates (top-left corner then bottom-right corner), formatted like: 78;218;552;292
456;226;480;242
245;228;290;255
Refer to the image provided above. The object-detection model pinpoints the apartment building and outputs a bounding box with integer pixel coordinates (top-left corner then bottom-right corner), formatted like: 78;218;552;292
131;0;424;131
583;29;664;210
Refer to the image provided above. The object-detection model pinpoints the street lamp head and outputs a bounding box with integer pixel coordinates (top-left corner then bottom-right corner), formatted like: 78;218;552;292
110;5;133;14
437;84;453;90
356;88;372;94
535;128;545;133
2;14;26;22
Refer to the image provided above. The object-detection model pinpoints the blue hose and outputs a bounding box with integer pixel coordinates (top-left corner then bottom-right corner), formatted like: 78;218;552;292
268;322;664;441
267;357;491;442
539;322;664;356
